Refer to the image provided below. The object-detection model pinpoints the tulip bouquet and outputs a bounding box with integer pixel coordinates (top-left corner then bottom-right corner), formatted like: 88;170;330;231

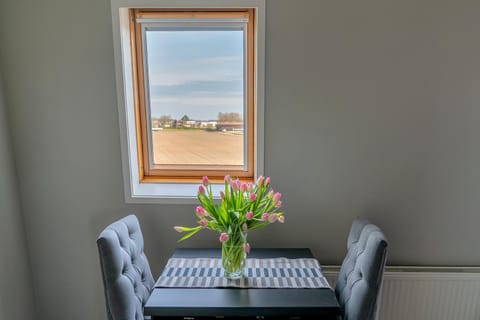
174;175;285;279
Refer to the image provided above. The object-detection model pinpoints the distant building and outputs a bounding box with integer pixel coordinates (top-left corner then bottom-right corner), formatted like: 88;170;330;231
200;121;217;128
151;118;161;128
184;120;197;128
216;122;243;132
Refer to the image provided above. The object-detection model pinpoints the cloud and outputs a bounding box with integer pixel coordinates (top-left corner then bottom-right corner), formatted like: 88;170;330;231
147;55;243;86
196;56;243;64
149;80;243;96
151;96;243;108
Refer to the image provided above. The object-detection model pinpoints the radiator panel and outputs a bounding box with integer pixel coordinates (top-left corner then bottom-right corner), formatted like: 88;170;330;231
323;267;480;320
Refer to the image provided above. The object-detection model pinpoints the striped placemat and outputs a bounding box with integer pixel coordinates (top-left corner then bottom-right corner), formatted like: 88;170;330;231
155;257;331;289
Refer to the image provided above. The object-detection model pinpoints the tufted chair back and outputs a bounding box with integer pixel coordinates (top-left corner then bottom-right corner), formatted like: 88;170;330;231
335;218;388;320
97;214;155;320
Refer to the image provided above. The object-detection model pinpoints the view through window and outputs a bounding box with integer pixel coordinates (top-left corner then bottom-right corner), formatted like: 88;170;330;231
146;29;245;167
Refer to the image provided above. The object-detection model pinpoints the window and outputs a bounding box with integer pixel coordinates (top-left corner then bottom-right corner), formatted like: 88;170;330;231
111;1;265;201
131;9;255;183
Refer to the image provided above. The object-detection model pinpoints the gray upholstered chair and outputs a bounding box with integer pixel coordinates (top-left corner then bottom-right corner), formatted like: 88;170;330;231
335;218;388;320
97;214;155;320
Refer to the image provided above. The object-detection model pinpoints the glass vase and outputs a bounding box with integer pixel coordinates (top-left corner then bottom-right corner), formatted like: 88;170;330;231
221;232;247;279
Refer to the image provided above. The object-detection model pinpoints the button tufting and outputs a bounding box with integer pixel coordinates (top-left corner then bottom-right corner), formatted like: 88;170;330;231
99;216;155;320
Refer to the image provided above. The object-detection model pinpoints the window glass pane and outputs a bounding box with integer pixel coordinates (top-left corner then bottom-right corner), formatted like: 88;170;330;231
145;29;245;167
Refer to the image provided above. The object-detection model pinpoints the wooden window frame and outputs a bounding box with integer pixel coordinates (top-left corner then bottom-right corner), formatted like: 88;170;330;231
129;8;256;184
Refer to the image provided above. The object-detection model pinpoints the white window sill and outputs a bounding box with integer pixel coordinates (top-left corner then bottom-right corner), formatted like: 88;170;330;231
127;182;224;204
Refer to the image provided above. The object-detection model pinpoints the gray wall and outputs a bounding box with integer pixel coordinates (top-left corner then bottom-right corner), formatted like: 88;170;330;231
0;73;35;319
0;0;479;319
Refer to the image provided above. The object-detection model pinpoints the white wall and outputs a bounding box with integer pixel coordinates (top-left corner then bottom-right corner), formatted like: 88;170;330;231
1;0;480;319
0;73;35;319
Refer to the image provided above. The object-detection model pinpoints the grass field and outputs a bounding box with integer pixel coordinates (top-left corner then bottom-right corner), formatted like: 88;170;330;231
151;130;244;165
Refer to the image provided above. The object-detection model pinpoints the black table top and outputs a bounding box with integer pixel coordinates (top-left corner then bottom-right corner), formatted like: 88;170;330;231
144;248;341;319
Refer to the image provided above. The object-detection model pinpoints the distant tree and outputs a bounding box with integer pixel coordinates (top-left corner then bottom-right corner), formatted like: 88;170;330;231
159;114;172;126
217;112;242;122
181;114;190;121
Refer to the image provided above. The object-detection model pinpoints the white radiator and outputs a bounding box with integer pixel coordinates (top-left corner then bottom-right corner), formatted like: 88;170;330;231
322;266;480;320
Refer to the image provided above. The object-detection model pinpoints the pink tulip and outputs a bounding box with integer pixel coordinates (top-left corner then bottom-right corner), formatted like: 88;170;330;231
268;214;278;223
249;193;257;202
242;223;248;232
231;180;240;192
265;177;271;185
273;192;282;204
224;175;231;184
246;211;254;220
198;185;206;196
196;206;206;217
278;215;285;223
200;219;208;228
220;191;225;199
267;190;274;198
243;243;251;254
246;182;254;192
202;176;209;187
275;201;283;208
240;183;247;193
256;175;265;186
219;232;229;243
262;213;269;222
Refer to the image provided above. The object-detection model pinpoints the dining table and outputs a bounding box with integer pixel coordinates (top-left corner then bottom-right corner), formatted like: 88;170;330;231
144;247;341;319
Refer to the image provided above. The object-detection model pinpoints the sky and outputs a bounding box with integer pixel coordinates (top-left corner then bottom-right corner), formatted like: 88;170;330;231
145;30;244;120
